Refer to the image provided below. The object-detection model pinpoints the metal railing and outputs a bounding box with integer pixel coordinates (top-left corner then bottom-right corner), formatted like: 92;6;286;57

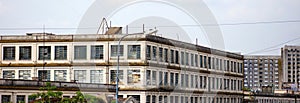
0;79;116;90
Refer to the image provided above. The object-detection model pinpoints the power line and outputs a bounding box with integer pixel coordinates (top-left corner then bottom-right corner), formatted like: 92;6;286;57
246;36;300;54
0;19;300;30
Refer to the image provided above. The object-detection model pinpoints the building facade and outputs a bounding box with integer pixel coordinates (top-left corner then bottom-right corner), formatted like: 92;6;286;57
281;45;300;89
243;55;282;90
0;31;244;103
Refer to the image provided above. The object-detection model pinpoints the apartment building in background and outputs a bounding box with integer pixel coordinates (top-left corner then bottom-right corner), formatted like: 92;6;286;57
281;45;300;89
243;55;282;90
0;28;244;103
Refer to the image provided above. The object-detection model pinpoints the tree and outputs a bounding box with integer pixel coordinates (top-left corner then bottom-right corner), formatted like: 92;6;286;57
29;82;63;103
29;82;106;103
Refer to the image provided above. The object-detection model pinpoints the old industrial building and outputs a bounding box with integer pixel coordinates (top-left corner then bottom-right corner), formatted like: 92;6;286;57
0;28;244;103
243;55;282;90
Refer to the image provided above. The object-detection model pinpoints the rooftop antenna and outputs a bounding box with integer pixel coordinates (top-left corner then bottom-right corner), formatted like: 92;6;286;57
143;24;145;33
196;38;198;45
96;18;110;34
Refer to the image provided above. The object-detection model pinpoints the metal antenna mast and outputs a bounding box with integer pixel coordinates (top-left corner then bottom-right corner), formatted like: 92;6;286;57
96;18;110;34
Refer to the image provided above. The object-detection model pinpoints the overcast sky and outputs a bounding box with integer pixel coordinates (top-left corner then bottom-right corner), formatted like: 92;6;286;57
0;0;300;55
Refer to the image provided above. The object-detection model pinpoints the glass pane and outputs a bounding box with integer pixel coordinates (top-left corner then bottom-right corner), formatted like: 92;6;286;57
3;47;15;60
128;70;141;84
38;70;51;81
90;70;103;83
111;45;123;57
91;45;104;59
74;46;87;60
74;70;86;83
39;46;51;60
19;46;31;60
54;70;67;81
19;70;31;80
55;46;67;60
3;70;15;79
128;45;141;59
110;70;123;84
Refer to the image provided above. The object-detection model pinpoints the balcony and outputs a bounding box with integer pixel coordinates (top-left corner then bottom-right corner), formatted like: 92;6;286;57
0;79;116;92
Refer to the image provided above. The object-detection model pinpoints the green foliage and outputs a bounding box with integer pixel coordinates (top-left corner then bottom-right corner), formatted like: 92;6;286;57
29;82;105;103
29;82;64;103
243;87;251;91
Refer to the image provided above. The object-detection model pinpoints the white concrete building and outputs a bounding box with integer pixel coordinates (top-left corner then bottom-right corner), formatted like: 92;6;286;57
243;55;281;90
0;30;244;103
281;45;300;89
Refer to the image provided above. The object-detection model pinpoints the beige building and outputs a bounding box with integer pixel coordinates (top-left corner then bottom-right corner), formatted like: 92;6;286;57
0;30;244;103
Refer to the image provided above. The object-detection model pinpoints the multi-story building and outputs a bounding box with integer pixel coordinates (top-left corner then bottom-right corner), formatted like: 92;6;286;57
281;45;300;88
243;55;281;90
0;29;244;103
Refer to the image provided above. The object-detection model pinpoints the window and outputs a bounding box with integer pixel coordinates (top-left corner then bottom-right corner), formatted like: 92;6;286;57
195;75;198;88
152;95;156;103
212;58;215;69
204;56;207;68
152;46;157;61
146;45;151;60
3;70;15;79
164;72;168;86
159;47;163;62
110;70;123;84
181;74;184;87
91;45;104;59
19;46;31;60
90;70;104;83
16;95;25;103
170;73;174;86
164;48;168;63
185;53;189;66
200;55;203;68
128;70;141;84
175;73;179;86
3;46;15;60
152;71;157;85
208;57;211;69
19;70;31;80
74;46;87;60
128;45;141;59
54;70;67;81
38;70;50;81
191;75;194;88
185;74;189;87
170;50;174;63
146;95;151;103
55;46;67;60
39;46;51;60
111;45;124;57
200;76;203;88
181;52;185;65
191;54;194;66
220;59;223;70
146;70;151;85
74;70;86;83
159;71;163;86
175;50;179;64
2;95;11;103
216;58;219;70
195;54;198;67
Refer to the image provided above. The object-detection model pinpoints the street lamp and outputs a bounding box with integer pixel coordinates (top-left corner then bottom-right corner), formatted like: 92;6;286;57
115;29;157;103
115;33;136;103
